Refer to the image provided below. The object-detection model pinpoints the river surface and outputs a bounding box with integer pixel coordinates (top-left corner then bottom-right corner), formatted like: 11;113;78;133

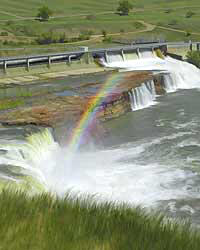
102;89;200;225
1;87;200;225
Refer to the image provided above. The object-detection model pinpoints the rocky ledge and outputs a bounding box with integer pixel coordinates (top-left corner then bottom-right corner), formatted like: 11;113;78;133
0;70;166;142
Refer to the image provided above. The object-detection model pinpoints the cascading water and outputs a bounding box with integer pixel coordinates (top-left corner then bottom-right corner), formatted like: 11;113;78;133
162;73;178;93
107;53;123;63
1;48;200;224
103;49;200;110
128;80;156;111
139;49;156;59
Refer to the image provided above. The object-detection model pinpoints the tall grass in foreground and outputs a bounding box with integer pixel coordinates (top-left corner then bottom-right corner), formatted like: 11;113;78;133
0;190;200;250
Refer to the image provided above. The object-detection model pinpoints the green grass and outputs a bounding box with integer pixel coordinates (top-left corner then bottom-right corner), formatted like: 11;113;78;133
0;189;200;250
113;27;200;42
0;98;25;110
0;0;199;18
0;1;200;42
0;16;145;37
0;0;200;56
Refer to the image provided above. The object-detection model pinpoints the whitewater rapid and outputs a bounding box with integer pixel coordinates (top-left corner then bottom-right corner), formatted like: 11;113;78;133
123;56;200;110
0;127;198;207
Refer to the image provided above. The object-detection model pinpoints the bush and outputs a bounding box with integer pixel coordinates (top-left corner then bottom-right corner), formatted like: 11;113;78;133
86;15;96;20
117;0;133;15
185;11;195;18
186;51;200;68
168;19;178;26
36;6;53;21
0;31;8;36
164;8;172;14
103;36;113;43
36;30;91;45
157;22;164;26
102;30;107;37
134;22;143;29
3;40;8;45
185;31;191;37
58;33;66;43
36;32;54;44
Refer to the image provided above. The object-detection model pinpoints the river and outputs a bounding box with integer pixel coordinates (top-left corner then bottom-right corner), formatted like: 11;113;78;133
0;55;200;226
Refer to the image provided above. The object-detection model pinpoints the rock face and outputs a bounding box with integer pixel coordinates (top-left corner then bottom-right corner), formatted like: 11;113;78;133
0;96;87;127
0;70;167;142
0;71;154;126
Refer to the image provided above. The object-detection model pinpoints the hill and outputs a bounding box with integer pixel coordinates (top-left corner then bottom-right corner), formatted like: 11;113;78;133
0;0;200;56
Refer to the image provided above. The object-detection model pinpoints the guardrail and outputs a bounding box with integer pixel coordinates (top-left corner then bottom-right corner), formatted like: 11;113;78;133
0;41;199;73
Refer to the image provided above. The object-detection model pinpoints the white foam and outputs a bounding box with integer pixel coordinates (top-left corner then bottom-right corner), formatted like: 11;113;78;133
0;129;198;207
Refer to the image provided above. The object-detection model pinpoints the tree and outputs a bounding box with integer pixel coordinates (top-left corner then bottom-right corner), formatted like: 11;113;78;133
37;6;53;21
117;0;133;16
185;11;195;18
102;30;107;38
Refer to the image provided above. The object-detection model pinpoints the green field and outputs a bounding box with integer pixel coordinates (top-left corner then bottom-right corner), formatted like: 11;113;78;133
0;0;200;55
0;189;200;250
0;0;199;17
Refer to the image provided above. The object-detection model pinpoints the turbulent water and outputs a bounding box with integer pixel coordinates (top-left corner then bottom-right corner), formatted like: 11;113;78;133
1;53;200;225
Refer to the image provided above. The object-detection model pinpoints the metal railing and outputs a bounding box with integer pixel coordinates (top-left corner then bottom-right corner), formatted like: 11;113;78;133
0;41;199;72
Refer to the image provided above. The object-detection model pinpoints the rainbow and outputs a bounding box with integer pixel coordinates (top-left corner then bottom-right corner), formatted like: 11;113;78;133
67;72;125;152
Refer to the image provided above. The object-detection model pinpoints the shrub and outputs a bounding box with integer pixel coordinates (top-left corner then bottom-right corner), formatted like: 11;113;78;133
185;31;191;37
36;6;53;21
36;32;55;44
86;15;96;20
103;36;113;43
185;11;195;18
3;40;8;45
102;30;107;38
155;49;165;59
165;8;172;14
58;33;66;43
157;22;164;26
0;31;8;36
134;22;142;29
186;51;200;68
117;0;133;15
168;19;178;26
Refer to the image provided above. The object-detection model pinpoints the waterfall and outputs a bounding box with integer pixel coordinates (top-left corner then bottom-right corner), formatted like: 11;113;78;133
139;49;156;59
0;129;63;190
162;74;178;93
129;80;156;111
107;53;123;63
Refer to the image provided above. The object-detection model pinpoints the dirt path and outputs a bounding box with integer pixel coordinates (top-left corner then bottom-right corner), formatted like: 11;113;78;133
65;20;155;45
0;10;24;19
157;25;200;36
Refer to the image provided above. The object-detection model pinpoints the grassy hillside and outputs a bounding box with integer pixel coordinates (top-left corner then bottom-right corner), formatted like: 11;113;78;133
0;0;200;55
0;0;199;17
1;190;200;250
